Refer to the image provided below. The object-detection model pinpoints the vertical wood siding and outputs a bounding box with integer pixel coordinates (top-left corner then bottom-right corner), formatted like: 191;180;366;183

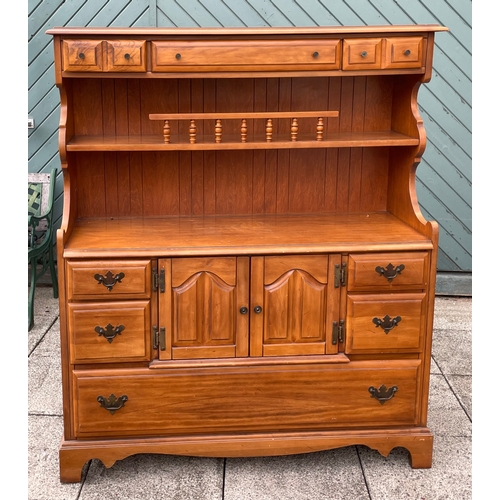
28;0;471;278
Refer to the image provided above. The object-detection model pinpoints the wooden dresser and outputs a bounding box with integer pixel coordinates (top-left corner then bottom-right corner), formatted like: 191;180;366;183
47;25;447;483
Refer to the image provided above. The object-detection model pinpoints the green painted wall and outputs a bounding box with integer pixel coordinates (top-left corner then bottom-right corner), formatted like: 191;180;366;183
28;0;472;293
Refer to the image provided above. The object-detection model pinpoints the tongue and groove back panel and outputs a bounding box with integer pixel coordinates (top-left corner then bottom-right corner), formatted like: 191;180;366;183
69;76;399;218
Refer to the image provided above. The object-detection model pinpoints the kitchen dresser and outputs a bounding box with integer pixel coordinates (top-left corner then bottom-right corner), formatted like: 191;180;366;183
47;24;448;482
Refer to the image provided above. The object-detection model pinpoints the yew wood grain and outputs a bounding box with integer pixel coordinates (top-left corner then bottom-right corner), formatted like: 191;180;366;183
68;300;151;363
345;293;427;354
72;360;421;438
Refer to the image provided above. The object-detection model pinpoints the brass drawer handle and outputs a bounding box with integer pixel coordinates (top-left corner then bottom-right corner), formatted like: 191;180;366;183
94;271;126;291
97;394;128;414
124;53;131;60
95;323;125;343
375;263;405;283
78;52;85;59
368;385;398;405
404;49;411;56
175;53;181;60
360;51;368;58
312;51;319;58
372;315;401;334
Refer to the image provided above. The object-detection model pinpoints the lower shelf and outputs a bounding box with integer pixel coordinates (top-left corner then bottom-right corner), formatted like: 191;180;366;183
63;212;433;258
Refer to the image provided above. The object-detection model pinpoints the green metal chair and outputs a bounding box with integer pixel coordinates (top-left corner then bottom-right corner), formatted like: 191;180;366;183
28;168;58;331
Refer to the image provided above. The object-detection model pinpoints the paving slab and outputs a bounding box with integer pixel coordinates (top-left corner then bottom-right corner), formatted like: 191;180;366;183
28;285;59;354
432;327;472;376
359;435;472;500
224;448;369;500
80;455;224;500
28;415;85;500
446;374;472;418
28;318;63;415
427;374;472;437
432;297;472;331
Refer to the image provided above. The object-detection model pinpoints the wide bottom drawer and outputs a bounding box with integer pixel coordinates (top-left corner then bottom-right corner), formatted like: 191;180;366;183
72;360;421;438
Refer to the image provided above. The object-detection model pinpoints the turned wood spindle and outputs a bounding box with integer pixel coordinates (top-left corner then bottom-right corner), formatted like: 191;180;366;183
189;119;197;144
291;118;298;141
266;118;273;142
215;119;222;143
163;120;171;143
316;117;324;141
240;119;248;142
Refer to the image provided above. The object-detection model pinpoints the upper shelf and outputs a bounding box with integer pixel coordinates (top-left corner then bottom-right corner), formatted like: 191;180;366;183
66;131;419;151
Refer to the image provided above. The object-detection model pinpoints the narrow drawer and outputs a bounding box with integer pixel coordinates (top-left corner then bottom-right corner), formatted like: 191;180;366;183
66;259;152;300
106;40;147;72
151;39;341;72
347;252;429;292
346;293;426;354
342;38;383;70
68;301;151;364
72;360;420;438
385;37;425;69
62;40;104;72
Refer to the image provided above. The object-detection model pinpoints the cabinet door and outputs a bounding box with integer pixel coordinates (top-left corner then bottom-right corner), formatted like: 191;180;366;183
159;257;249;360
250;255;341;356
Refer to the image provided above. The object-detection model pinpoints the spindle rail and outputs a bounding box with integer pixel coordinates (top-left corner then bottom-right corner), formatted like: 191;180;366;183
149;110;339;144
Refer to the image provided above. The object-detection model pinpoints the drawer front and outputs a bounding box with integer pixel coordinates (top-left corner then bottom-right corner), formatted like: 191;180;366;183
62;40;104;72
342;38;383;70
346;293;426;354
385;37;425;69
347;252;429;292
66;259;152;300
151;39;341;72
72;361;420;438
69;301;151;363
106;40;147;72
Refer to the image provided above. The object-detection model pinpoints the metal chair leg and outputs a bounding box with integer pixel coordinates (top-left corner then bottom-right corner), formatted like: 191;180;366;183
28;256;37;331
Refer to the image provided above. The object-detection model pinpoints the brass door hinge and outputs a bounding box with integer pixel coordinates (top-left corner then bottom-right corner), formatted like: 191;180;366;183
152;325;166;351
152;267;165;293
334;263;346;288
332;320;345;345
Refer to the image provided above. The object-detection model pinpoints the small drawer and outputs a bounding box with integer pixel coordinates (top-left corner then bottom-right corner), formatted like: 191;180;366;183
62;40;104;72
72;360;420;438
345;293;426;354
151;39;341;72
106;40;147;72
66;259;152;300
347;252;429;292
69;301;151;363
385;37;425;69
342;38;383;70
